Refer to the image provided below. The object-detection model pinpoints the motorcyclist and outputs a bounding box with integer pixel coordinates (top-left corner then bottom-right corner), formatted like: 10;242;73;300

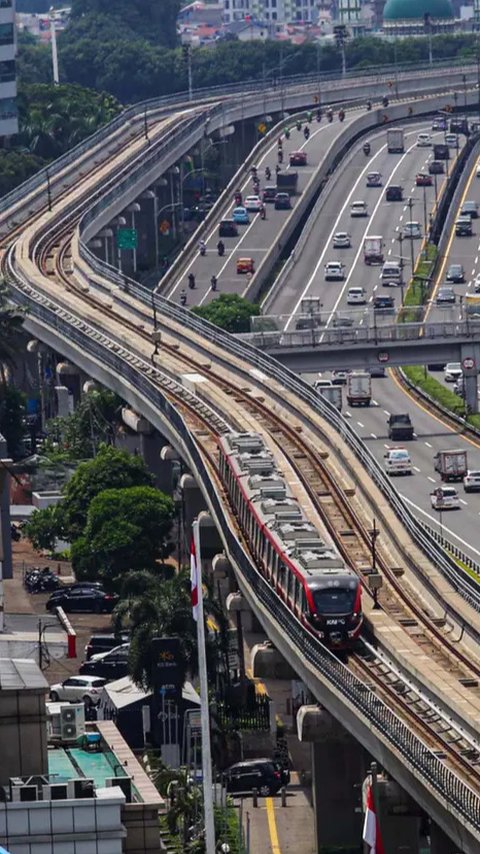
198;239;206;256
366;100;372;111
338;109;345;122
275;163;281;175
217;240;225;256
316;109;322;122
187;273;195;289
251;165;257;177
296;119;302;131
382;96;389;107
259;204;266;220
304;125;310;140
180;290;187;305
253;177;260;193
363;142;371;155
211;275;217;291
327;108;333;122
234;191;242;205
265;166;271;181
278;148;284;164
278;137;283;149
285;127;290;139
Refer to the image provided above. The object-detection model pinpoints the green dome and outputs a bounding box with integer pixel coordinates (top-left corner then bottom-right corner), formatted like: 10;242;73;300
383;0;453;19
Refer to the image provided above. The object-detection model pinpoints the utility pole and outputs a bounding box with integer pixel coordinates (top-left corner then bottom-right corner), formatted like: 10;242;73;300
46;169;52;212
407;197;415;273
182;44;193;101
333;24;348;76
49;6;59;84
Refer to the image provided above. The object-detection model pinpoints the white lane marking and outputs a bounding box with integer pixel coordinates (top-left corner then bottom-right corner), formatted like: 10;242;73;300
460;498;468;505
371;432;377;439
371;399;378;406
357;421;364;427
402;495;480;557
428;476;436;483
383;409;390;416
414;465;421;472
383;443;390;449
425;441;432;448
284;129;426;330
399;214;403;221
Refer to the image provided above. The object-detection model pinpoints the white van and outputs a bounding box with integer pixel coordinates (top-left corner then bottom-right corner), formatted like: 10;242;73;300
381;262;402;282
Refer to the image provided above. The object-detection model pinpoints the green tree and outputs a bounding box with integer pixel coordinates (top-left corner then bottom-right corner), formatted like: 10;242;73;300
23;505;60;552
193;294;260;334
43;388;122;462
59;444;154;541
68;0;180;48
71;485;174;584
0;386;26;459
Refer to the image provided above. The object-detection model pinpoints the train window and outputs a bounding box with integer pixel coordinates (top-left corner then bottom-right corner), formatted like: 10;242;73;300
312;586;357;613
278;562;287;591
287;571;294;602
271;550;278;584
294;578;301;609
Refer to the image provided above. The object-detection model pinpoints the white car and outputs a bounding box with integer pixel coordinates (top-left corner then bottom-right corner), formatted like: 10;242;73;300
244;195;262;212
474;273;480;293
464;470;480;492
314;379;333;389
444;362;462;382
381;262;402;282
445;133;458;147
403;221;422;239
347;286;367;304
350;200;368;217
366;171;382;187
49;675;107;707
384;447;412;475
416;132;432;147
430;485;460;510
333;231;351;248
324;261;345;281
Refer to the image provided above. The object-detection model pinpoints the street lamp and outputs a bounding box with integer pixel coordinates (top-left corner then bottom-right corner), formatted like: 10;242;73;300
168;167;180;241
49;6;59;84
141;190;159;270
406;197;415;273
127;202;141;274
395;229;405;305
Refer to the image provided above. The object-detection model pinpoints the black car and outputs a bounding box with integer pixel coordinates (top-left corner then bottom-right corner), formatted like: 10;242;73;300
436;286;456;304
274;192;291;210
262;186;278;203
46;588;118;614
429;160;444;175
80;644;130;680
85;633;130;661
224;759;289;797
373;295;395;311
446;264;465;283
218;219;238;238
385;185;403;202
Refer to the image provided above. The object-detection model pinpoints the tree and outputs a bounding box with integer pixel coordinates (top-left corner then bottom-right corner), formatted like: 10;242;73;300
192;294;260;334
59;444;154;541
0;386;26;459
71;485;174;584
43;388;122;462
23;505;60;553
68;0;180;48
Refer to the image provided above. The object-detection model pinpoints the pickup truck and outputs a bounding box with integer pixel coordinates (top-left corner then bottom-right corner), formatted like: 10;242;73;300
387;414;414;441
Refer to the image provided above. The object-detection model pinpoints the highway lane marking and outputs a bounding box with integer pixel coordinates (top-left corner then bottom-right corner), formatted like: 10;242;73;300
284;126;429;330
389;367;480;450
383;409;390;415
371;432;377;438
414;465;421;472
357;421;364;427
460;498;468;505
401;495;480;557
428;476;436;482
266;797;282;854
424;441;432;448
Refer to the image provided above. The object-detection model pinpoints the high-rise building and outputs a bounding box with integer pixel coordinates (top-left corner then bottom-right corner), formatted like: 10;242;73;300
223;0;319;25
0;0;17;138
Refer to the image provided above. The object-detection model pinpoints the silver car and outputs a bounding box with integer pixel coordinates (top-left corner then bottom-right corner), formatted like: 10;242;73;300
333;232;351;248
49;675;107;707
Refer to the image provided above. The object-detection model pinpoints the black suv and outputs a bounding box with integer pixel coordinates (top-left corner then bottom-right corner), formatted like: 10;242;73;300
46;588;118;614
224;759;290;796
85;633;129;660
385;185;403;202
218;219;238;238
80;644;130;680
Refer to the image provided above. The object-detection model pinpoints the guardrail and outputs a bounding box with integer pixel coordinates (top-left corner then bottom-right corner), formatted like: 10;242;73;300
7;278;480;842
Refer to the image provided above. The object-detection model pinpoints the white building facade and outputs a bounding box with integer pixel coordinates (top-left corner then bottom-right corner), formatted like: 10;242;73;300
223;0;320;25
0;0;17;137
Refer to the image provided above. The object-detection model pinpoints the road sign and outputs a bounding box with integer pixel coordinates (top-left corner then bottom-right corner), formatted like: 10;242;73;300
258;122;267;135
462;356;476;371
117;227;137;250
378;351;389;363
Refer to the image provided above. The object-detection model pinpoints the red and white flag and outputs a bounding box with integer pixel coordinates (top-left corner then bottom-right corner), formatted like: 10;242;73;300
190;537;199;622
362;784;385;854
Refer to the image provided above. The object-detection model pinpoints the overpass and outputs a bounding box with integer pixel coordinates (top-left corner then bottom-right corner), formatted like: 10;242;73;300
4;73;480;852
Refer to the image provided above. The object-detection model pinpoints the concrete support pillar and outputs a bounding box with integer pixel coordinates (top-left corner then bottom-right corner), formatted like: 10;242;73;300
430;823;462;854
180;473;207;545
55;385;72;417
0;454;12;600
226;591;257;633
297;706;368;852
375;778;421;854
250;640;295;679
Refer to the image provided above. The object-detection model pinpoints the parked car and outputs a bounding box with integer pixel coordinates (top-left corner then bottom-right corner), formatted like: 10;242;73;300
464;470;480;493
223;759;289;797
49;675;107;707
80;644;130;680
444;362;462;381
85;633;130;661
446;264;464;283
430;485;460;510
332;231;351;248
46;588;118;614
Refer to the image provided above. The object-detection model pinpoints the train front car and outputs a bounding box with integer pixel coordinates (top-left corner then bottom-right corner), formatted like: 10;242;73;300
304;569;363;648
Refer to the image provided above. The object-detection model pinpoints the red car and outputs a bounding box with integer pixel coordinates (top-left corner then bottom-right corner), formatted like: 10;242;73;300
415;172;432;187
289;151;307;166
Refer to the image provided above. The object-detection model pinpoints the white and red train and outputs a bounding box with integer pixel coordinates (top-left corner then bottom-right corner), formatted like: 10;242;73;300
218;432;363;650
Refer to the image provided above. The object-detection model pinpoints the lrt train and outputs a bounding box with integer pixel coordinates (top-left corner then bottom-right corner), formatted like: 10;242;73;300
218;432;363;650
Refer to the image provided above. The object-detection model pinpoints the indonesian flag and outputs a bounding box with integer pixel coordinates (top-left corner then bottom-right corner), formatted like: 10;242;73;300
190;538;199;622
362;785;385;854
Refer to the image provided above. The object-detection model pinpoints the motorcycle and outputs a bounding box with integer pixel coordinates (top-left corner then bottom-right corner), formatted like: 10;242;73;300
180;292;187;306
366;100;372;111
265;166;271;181
316;110;322;122
278;149;283;164
217;241;225;257
234;191;242;206
327;110;333;123
199;243;206;257
211;276;217;291
285;127;290;139
363;142;371;155
260;206;266;221
304;126;310;140
188;274;195;290
338;109;345;122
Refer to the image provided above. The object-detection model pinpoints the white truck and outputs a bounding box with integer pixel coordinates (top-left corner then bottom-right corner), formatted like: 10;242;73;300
346;372;372;406
433;449;467;482
387;128;405;154
316;384;342;411
363;235;384;265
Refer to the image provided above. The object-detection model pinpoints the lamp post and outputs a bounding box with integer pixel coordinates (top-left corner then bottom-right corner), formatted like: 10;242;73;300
49;6;59;84
113;215;127;273
407;197;415;273
127;202;141;274
169;167;180;241
395;228;405;306
422;184;428;244
141;190;159;270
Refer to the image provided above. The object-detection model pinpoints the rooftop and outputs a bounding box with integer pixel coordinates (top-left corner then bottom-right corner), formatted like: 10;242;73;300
383;0;454;18
0;658;48;692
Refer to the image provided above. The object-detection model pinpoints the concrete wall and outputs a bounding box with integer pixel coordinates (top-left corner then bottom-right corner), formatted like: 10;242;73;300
0;687;48;786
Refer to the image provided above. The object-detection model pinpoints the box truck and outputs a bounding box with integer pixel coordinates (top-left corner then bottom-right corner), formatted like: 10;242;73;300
433;449;467;482
347;372;372;406
387;128;404;153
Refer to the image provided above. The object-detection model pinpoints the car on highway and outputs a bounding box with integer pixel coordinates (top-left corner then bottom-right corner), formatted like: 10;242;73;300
324;261;345;281
332;314;355;328
444;362;462;381
415;172;432;187
436;286;456;305
347;286;367;304
373;295;395;311
446;263;465;283
314;379;333;389
46;587;118;614
274;192;291;210
461;200;478;219
429;160;444;174
333;231;351;248
244;195;262;212
223;759;289;797
432;116;447;131
455;215;473;236
218;219;238;238
403;221;422;239
385;185;403;201
232;206;249;224
289;151;307;166
445;133;458;147
473;273;480;292
331;370;350;385
350;200;368;217
430;485;460;510
295;316;322;330
366;171;382;187
463;470;480;493
236;257;254;274
384;447;412;476
381;262;402;282
416;132;432;147
262;186;277;203
368;366;386;378
49;675;107;707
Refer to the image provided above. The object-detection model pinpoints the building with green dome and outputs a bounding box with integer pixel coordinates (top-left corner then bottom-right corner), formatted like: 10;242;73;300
383;0;455;35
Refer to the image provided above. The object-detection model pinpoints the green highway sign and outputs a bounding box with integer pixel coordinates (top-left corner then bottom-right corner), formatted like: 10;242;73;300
117;228;137;249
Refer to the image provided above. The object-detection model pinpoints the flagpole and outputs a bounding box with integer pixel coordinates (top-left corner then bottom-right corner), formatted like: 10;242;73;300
192;518;216;854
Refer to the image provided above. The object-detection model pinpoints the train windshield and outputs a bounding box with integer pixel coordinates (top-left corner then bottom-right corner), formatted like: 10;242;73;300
312;587;357;615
